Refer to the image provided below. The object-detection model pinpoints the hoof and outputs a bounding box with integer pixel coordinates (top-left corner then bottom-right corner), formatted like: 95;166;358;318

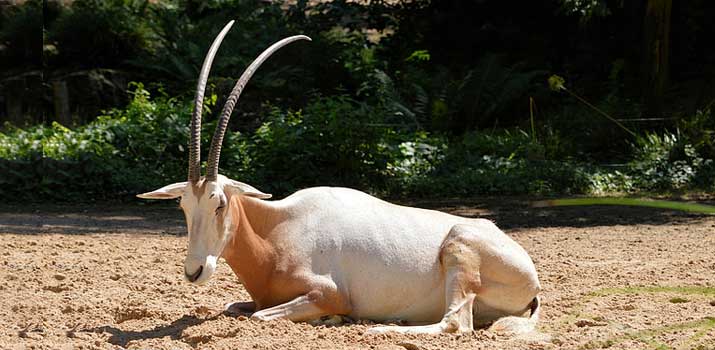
224;301;255;316
365;326;395;335
250;313;268;321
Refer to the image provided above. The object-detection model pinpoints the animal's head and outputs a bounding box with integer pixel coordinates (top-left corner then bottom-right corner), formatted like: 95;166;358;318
137;21;310;285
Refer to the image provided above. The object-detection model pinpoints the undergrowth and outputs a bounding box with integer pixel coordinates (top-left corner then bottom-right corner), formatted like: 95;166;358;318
1;85;713;202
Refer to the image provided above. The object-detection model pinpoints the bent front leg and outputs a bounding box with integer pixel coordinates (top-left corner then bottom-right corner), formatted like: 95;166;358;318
250;275;351;323
250;294;330;322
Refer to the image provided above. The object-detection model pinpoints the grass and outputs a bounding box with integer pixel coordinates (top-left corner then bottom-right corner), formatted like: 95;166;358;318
669;297;690;304
587;286;715;297
533;198;715;214
580;317;715;350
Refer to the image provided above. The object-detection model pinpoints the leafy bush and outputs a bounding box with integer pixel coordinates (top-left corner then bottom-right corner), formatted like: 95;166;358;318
1;123;121;199
1;85;433;201
0;84;192;200
0;0;42;68
541;98;638;161
47;0;153;68
628;131;714;191
579;126;715;194
122;0;387;125
401;130;592;197
225;95;421;194
2;83;712;202
678;109;715;159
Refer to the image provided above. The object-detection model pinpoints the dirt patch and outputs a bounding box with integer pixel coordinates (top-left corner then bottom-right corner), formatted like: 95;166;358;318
1;199;714;349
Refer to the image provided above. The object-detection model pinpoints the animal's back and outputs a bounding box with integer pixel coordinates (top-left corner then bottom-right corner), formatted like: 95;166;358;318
271;187;490;321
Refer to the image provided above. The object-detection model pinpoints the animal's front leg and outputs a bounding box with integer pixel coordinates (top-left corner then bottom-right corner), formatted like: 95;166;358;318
250;295;329;322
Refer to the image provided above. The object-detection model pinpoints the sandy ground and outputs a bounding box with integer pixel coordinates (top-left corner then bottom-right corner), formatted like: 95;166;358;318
1;198;714;350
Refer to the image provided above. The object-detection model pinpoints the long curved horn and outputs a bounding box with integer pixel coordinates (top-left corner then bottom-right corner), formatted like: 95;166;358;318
188;21;235;183
205;35;311;181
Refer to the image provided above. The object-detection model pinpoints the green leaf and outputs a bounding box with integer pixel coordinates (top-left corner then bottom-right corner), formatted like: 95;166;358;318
548;74;566;91
405;50;431;62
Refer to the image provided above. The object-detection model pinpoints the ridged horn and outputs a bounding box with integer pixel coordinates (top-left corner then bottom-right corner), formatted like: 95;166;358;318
188;20;235;183
205;35;311;181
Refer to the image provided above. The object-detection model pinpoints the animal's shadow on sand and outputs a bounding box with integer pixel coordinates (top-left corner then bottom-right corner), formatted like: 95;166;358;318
405;198;714;230
2;197;713;236
85;314;213;347
0;203;185;235
84;303;497;346
83;304;259;347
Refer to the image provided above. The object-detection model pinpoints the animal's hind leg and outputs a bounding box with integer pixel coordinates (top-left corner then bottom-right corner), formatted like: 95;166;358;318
367;226;481;335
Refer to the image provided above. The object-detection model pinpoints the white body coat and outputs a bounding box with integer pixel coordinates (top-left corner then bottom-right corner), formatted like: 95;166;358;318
244;186;540;327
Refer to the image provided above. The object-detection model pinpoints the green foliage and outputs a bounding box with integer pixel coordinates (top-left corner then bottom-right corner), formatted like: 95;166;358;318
134;0;291;83
550;75;638;139
1;85;440;201
0;84;192;200
47;0;153;68
225;95;442;195
543;99;635;160
405;50;431;63
4;82;712;202
1;123;115;199
548;75;566;91
0;0;42;68
116;0;389;121
629;131;714;191
558;0;612;20
236;96;397;193
678;109;715;159
401;130;592;196
3;0;714;201
397;56;548;132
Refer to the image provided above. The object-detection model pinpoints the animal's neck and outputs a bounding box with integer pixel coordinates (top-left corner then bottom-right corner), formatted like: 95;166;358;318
221;196;277;308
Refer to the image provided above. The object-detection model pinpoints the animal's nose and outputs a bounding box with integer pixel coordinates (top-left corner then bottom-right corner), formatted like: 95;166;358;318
185;265;203;282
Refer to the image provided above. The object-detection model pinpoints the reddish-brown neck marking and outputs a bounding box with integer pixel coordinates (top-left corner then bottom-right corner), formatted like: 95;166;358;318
221;195;277;309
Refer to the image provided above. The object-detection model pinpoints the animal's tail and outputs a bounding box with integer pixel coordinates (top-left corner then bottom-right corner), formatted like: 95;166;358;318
488;296;540;335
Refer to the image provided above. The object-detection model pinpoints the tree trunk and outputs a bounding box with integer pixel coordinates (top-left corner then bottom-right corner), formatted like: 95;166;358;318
642;0;672;117
52;80;72;126
3;79;25;126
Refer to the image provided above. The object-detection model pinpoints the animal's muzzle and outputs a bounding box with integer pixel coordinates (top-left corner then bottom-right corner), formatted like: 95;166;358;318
185;265;203;282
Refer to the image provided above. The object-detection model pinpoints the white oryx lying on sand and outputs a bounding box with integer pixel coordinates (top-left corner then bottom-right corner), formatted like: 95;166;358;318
138;21;541;335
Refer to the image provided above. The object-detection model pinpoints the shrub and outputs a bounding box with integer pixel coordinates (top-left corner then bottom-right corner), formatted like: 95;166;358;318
678;109;715;159
0;84;192;200
403;130;594;197
0;86;434;201
629;131;714;191
47;0;153;68
0;0;42;68
229;95;409;194
3;84;712;203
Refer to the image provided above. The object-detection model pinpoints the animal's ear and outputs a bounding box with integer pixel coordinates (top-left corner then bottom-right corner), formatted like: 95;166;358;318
137;182;187;199
226;180;272;199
